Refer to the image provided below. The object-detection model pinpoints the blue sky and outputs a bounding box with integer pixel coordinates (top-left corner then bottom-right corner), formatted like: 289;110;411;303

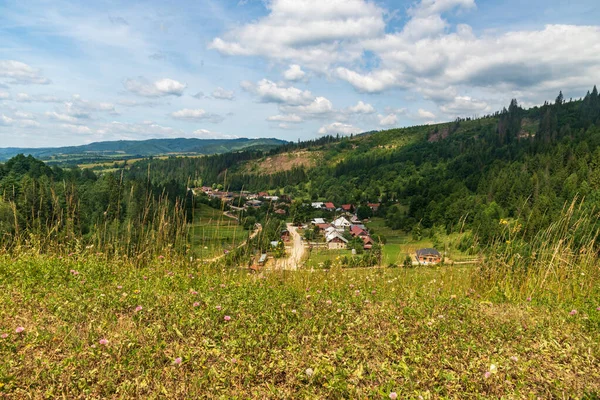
0;0;599;147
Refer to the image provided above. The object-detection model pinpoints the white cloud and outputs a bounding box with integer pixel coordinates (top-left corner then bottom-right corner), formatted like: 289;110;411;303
18;119;40;128
267;114;303;123
345;100;375;114
439;96;489;115
0;114;14;126
417;109;437;119
242;79;313;105
378;113;398;126
192;129;239;139
0;92;9;99
70;94;117;114
124;78;186;97
212;87;235;100
0;60;51;85
95;121;184;139
209;0;385;70
60;124;93;134
336;68;403;93
45;111;80;123
282;96;333;115
170;108;224;123
283;64;306;81
318;122;361;135
15;93;62;103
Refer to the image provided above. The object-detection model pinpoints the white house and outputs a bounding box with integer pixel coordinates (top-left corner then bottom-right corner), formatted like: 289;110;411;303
312;218;326;225
311;202;324;209
332;216;351;229
326;231;348;250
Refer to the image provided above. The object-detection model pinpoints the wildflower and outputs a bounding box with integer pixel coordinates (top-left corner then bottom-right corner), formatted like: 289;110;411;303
597;306;600;311
231;358;237;364
135;305;143;313
389;392;398;400
216;305;222;311
510;356;518;362
174;357;182;365
336;308;342;313
220;284;226;288
371;290;376;294
224;315;231;321
526;297;531;302
15;326;24;334
193;302;200;307
190;290;198;295
117;285;123;289
143;276;148;280
354;290;360;295
158;255;165;260
484;371;491;379
305;368;314;377
99;338;109;345
326;300;332;305
292;309;297;313
569;309;577;316
316;290;322;294
489;364;497;373
1;333;8;339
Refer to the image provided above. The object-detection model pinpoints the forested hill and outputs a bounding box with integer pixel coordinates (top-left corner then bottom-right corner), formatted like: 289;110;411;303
124;86;600;242
0;137;287;161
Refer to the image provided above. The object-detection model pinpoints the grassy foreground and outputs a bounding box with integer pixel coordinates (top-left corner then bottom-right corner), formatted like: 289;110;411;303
1;254;599;398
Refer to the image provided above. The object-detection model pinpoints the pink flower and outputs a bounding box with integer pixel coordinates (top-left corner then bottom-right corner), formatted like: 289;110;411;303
354;290;360;295
143;276;148;280
389;392;398;400
220;284;226;288
174;357;182;365
231;358;238;364
99;338;108;345
135;306;143;313
158;255;165;260
510;356;518;362
1;333;8;339
193;302;200;307
316;290;322;294
484;371;491;379
189;289;198;295
526;297;531;302
569;309;577;315
15;326;24;334
371;290;376;294
224;315;231;321
291;309;297;313
336;308;342;313
117;285;123;289
216;305;222;311
597;306;600;311
326;300;332;305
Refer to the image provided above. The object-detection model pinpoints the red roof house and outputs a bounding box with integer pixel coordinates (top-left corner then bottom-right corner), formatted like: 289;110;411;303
323;202;335;211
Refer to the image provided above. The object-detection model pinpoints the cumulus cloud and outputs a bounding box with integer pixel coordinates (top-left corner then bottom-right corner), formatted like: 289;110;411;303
439;96;489;115
283;64;306;81
417;109;437;119
0;60;51;85
281;96;334;116
345;100;375;114
335;68;403;93
124;77;186;97
0;114;14;126
378;113;398;126
241;79;313;105
209;0;385;70
45;111;80;123
267;114;303;123
318;122;361;135
170;108;224;123
212;87;235;100
15;93;62;103
192;129;239;139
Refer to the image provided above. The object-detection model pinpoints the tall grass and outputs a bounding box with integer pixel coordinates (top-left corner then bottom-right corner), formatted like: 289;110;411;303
472;199;600;302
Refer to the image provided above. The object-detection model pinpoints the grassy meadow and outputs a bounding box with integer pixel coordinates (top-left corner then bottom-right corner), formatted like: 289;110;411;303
1;251;599;398
189;204;248;260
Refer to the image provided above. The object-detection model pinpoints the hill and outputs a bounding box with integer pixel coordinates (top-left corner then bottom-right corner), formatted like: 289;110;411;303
0;137;288;163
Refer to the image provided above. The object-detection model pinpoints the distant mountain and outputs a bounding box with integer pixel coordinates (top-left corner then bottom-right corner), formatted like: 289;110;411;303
0;137;288;162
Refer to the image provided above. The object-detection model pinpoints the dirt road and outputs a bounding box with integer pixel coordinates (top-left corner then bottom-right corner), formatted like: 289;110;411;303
274;223;305;270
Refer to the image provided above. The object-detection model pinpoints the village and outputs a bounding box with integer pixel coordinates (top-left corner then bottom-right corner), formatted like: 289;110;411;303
192;185;444;269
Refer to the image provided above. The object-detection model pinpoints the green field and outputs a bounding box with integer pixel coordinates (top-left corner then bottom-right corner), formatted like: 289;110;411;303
1;254;598;398
189;204;249;260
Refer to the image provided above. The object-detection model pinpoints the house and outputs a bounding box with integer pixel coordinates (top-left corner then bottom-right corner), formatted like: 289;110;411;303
350;225;369;237
274;209;287;215
264;195;279;201
361;235;375;250
415;248;442;265
311;202;324;209
323;202;336;211
316;223;332;232
350;215;361;224
312;218;326;225
258;192;269;198
326;231;348;249
367;203;380;212
332;216;352;229
341;204;354;212
246;200;263;208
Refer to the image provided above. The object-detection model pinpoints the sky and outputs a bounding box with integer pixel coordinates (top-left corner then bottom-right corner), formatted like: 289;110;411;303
0;0;599;148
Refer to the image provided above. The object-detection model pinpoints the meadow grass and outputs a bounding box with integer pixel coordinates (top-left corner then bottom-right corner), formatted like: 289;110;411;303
189;204;248;260
1;252;598;398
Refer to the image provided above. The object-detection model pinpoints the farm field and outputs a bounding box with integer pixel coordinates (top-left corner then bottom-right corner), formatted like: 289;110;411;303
1;254;598;398
189;203;249;260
